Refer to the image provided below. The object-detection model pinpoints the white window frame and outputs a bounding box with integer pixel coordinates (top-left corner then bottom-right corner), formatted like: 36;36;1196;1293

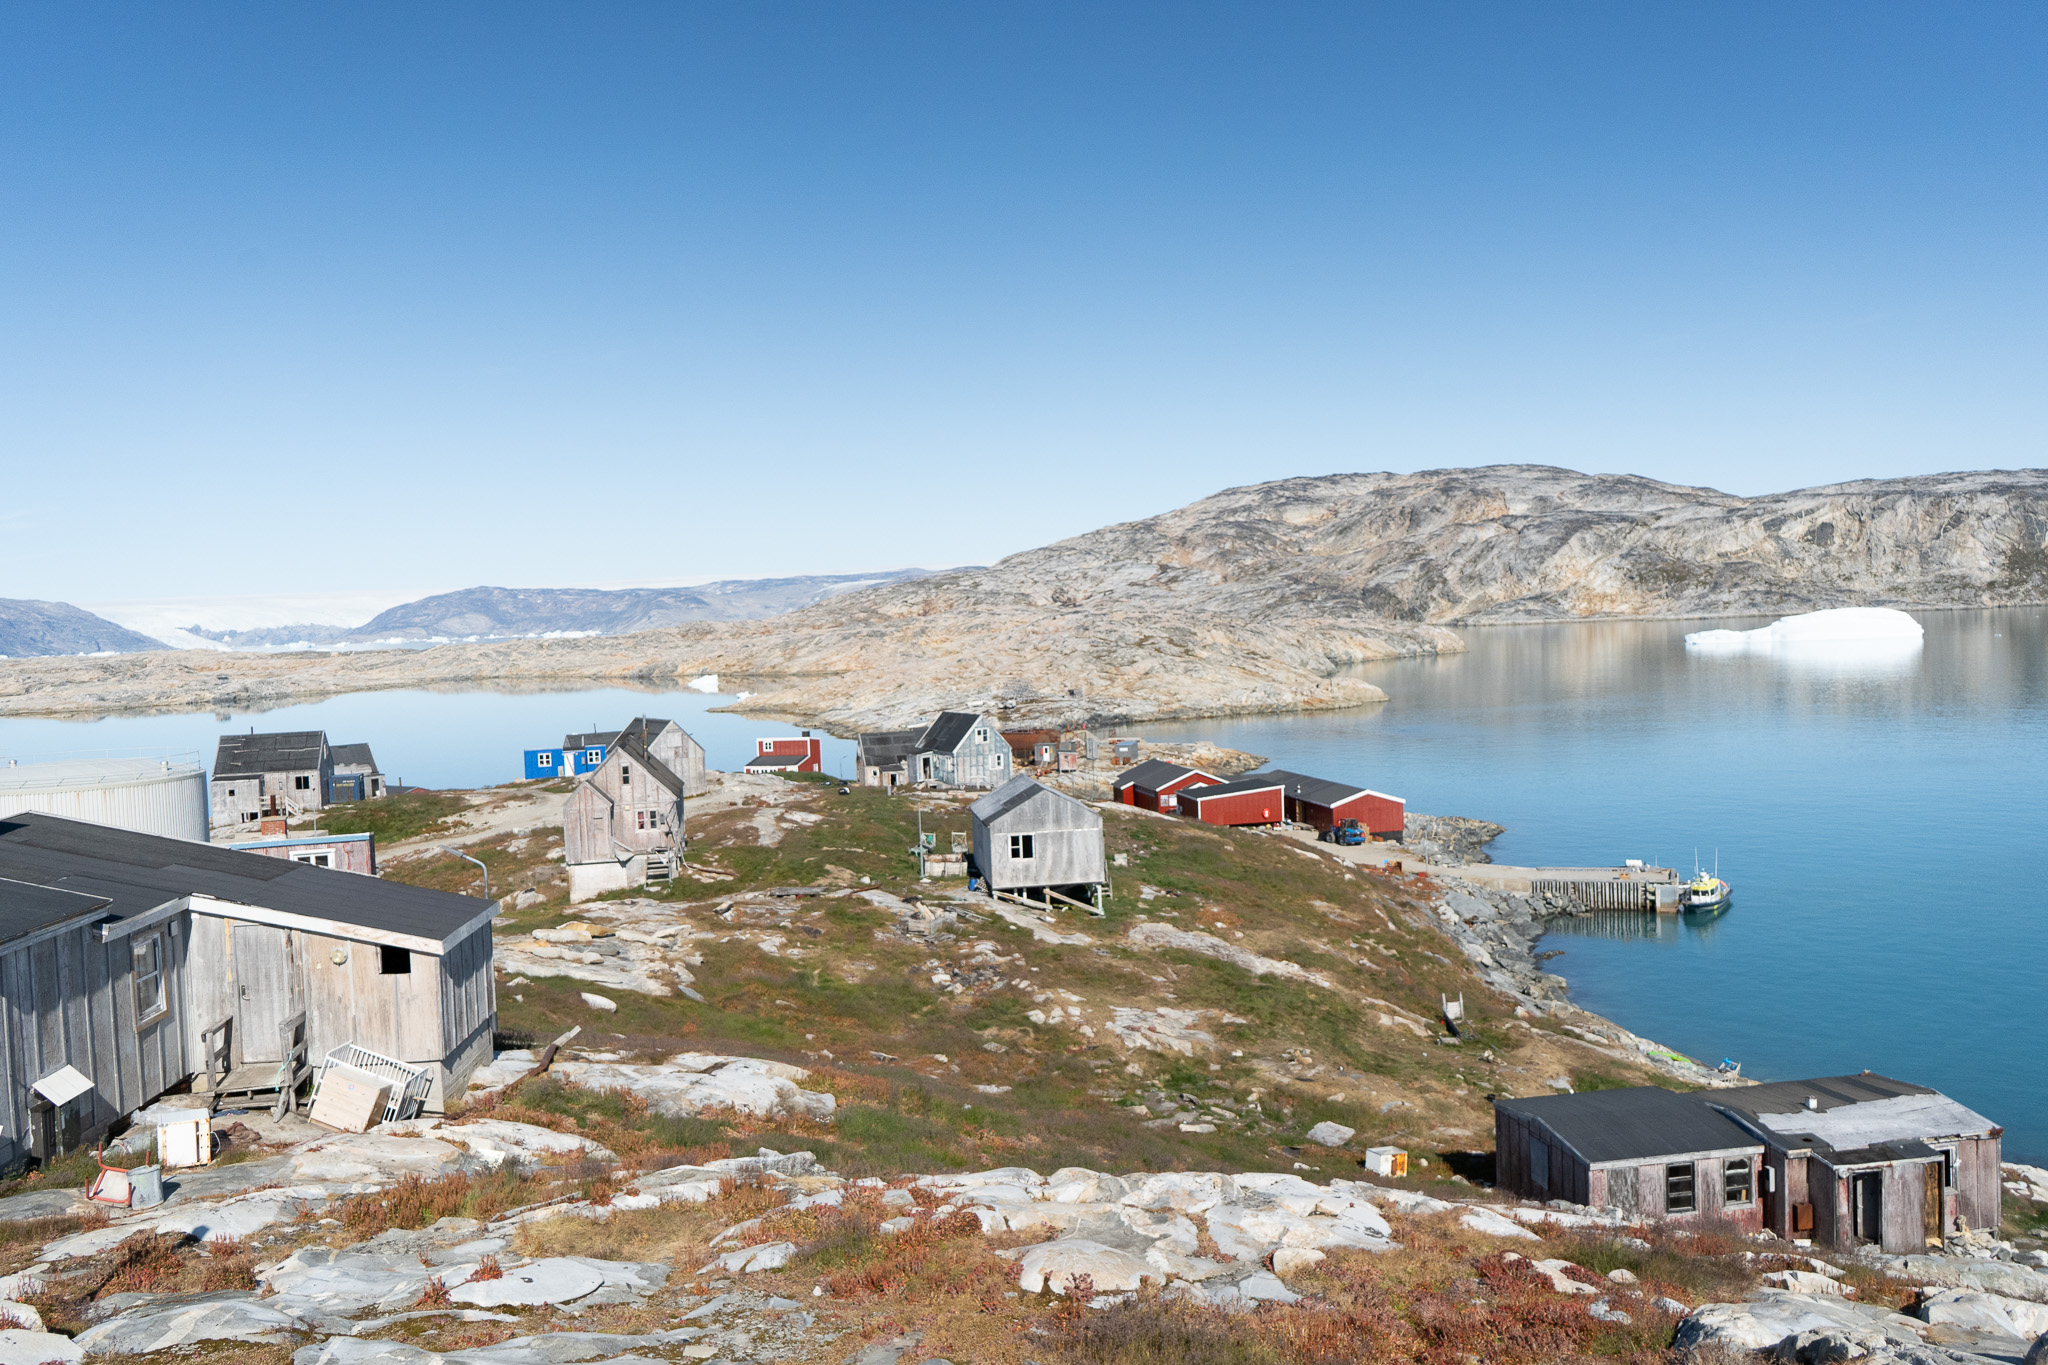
133;931;168;1026
1010;833;1035;860
1723;1157;1754;1206
585;748;603;764
536;752;554;769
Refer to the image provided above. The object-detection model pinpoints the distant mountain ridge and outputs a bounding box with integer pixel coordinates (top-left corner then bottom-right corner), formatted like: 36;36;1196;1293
0;599;166;658
187;569;953;648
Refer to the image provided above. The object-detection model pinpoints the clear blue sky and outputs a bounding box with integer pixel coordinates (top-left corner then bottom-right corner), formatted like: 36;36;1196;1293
4;4;2044;602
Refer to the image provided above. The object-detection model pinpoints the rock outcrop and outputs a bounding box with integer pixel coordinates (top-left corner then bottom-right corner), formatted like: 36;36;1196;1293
6;465;2047;726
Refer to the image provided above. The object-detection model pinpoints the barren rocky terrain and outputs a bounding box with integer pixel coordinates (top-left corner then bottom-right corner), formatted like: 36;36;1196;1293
6;465;2046;728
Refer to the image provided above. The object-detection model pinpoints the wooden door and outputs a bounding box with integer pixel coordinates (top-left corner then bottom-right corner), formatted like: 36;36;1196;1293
1923;1163;1943;1246
1852;1172;1883;1243
232;925;293;1062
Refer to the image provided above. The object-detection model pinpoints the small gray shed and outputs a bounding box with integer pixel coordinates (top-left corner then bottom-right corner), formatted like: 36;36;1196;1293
970;776;1106;908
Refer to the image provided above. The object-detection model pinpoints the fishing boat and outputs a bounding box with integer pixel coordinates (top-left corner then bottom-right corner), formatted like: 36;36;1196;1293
1681;854;1731;911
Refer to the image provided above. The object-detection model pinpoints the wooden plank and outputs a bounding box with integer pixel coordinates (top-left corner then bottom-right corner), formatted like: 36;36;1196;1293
31;939;60;1085
85;933;118;1130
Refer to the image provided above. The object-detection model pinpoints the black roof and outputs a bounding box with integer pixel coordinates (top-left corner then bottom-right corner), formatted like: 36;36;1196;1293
1182;775;1285;803
1113;759;1194;793
213;731;328;779
915;711;986;755
1253;768;1376;808
0;876;113;948
331;742;379;771
0;813;490;950
1715;1073;1933;1118
745;753;807;769
1496;1087;1762;1165
857;728;925;765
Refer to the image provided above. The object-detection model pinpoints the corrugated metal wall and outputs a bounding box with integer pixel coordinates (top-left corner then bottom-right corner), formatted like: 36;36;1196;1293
0;767;207;843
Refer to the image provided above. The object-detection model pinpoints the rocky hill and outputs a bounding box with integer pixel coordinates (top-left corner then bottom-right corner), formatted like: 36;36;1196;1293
0;597;167;657
4;465;2045;725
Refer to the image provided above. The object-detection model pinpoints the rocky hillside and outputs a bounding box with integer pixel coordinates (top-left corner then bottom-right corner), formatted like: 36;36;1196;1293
0;597;166;657
4;465;2045;725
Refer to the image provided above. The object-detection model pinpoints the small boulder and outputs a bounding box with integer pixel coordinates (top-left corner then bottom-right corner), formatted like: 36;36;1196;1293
1271;1248;1326;1278
1305;1122;1355;1148
1016;1240;1163;1295
578;992;617;1013
1764;1270;1852;1297
0;1329;82;1365
1607;1268;1639;1285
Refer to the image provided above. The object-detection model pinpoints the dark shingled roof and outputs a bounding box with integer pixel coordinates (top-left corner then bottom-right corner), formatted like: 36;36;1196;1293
857;729;926;766
1181;775;1285;803
745;753;809;770
0;812;490;949
1496;1087;1762;1165
0;876;113;947
214;731;328;779
1253;768;1380;808
1715;1074;1934;1118
1113;759;1194;793
331;742;379;771
915;711;985;755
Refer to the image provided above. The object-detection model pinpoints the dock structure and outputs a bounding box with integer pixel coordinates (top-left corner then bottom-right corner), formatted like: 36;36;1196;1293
1527;866;1679;910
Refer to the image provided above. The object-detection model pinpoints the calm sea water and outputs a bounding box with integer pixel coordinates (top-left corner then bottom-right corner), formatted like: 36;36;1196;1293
0;686;861;788
1129;608;2048;1162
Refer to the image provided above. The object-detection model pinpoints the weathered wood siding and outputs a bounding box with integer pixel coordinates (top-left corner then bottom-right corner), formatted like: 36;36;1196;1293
973;786;1106;891
647;726;708;797
562;751;681;867
921;718;1011;790
0;919;190;1166
1955;1134;2003;1235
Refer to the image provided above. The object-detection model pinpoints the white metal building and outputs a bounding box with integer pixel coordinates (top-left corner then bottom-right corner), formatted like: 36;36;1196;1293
0;756;209;843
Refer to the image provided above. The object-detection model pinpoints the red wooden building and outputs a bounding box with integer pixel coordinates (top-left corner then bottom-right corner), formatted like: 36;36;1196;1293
1111;759;1221;813
1178;775;1286;826
1263;769;1405;839
746;735;824;774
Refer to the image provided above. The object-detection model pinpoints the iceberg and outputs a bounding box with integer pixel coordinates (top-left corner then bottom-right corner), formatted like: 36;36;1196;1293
1684;607;1924;653
688;674;719;694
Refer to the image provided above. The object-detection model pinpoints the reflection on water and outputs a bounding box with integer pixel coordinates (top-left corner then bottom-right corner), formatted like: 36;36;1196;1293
1132;607;2048;1161
1544;904;1730;944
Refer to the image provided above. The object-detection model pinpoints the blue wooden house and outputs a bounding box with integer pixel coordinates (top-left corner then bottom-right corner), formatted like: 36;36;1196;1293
523;741;608;781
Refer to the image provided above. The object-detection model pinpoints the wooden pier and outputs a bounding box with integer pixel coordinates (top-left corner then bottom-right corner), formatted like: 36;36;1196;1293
1527;865;1680;910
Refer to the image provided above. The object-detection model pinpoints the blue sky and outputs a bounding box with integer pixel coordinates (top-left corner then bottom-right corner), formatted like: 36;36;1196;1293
4;4;2044;606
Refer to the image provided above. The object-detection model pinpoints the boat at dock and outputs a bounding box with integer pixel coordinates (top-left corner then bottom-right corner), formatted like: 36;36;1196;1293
1680;865;1731;911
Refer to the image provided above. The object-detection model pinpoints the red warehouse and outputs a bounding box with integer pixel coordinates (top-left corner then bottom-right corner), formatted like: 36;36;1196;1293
1111;759;1221;813
1264;769;1405;839
1178;776;1285;827
745;735;824;774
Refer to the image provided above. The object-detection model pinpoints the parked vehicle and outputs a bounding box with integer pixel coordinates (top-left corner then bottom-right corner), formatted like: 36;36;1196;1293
1320;819;1365;846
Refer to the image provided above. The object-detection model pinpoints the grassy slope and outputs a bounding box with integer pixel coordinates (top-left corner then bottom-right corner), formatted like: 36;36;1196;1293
375;774;1683;1186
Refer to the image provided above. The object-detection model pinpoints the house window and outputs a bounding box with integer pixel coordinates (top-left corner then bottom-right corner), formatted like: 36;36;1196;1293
621;764;631;785
133;933;167;1025
1530;1139;1549;1191
379;945;411;975
585;748;602;764
537;752;554;769
1010;834;1035;859
1724;1158;1754;1205
1665;1162;1697;1214
636;810;646;830
995;754;1006;768
294;774;312;790
227;786;236;797
976;728;988;743
294;852;331;867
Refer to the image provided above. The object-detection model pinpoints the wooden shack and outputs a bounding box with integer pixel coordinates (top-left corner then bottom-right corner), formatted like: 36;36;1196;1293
970;776;1107;909
1494;1086;1767;1230
563;731;685;901
1711;1074;2002;1252
903;712;1012;790
855;728;924;788
0;812;495;1162
1496;1073;2000;1252
563;719;708;795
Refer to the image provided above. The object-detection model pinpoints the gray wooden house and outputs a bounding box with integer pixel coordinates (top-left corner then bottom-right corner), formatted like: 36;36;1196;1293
566;718;707;796
905;712;1012;790
563;732;685;902
0;812;496;1162
855;729;924;788
210;731;333;826
1495;1073;2000;1253
969;776;1107;909
330;743;387;803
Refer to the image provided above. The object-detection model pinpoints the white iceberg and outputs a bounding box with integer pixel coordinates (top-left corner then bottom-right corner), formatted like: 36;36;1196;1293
687;674;719;694
1685;607;1923;653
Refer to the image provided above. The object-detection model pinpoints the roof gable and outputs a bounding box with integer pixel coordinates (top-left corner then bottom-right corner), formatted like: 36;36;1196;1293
605;733;684;796
971;775;1100;832
1255;768;1401;808
916;711;989;755
1183;776;1285;803
1113;759;1191;792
